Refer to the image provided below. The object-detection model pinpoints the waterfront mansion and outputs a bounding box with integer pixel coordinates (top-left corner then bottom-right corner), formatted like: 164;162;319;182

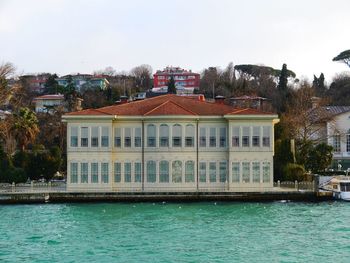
62;94;279;192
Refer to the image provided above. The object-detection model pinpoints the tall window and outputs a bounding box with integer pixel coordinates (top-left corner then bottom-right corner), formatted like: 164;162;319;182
91;163;98;183
209;128;216;147
159;161;169;183
232;162;240;183
81;127;88;147
134;128;141;147
91;127;99;147
147;124;156;147
124;162;131;182
81;163;88;183
242;127;250;147
333;134;341;152
134;162;141;182
252;162;260;183
219;128;227;147
70;163;78;183
263;162;270;183
199;162;206;183
114;128;121;147
252;127;260;147
347;134;350;152
209;162;216;182
219;162;227;182
185;124;195;147
101;163;109;183
262;126;271;147
232;127;240;147
70;127;78;147
101;127;109;147
147;161;156;182
185;161;195;182
124;128;131;147
199;127;206;147
159;124;169;147
172;124;182;147
172;160;182;183
242;162;250;183
114;162;121;183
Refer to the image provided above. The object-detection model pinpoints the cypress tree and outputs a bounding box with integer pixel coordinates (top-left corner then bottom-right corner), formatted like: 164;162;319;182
167;76;176;94
278;63;288;91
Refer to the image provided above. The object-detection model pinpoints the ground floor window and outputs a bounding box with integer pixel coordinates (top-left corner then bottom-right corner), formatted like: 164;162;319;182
232;162;240;183
263;162;270;183
101;163;109;183
199;162;206;183
209;162;216;182
70;163;78;183
219;162;227;182
114;162;121;182
81;163;88;183
160;161;169;183
185;161;195;183
147;161;156;183
242;162;250;183
172;161;182;183
91;163;98;183
124;162;131;182
252;162;260;183
134;162;141;183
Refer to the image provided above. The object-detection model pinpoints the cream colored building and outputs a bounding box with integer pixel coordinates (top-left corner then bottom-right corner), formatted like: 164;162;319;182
62;94;279;192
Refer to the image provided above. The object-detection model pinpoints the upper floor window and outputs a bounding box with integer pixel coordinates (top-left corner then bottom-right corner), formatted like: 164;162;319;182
124;128;131;147
101;127;109;147
262;126;271;147
219;127;226;147
81;127;88;147
147;124;156;147
242;127;250;147
333;134;341;152
185;124;195;147
232;127;240;147
199;127;206;147
70;127;78;147
209;128;216;147
160;124;169;147
134;128;141;147
252;127;260;147
172;124;182;147
114;128;121;147
91;127;99;147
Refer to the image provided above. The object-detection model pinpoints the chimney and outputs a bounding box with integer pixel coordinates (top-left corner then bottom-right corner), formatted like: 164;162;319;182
215;95;225;105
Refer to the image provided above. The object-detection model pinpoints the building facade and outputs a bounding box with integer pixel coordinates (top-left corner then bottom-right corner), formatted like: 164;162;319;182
153;66;200;94
62;95;279;192
56;74;109;92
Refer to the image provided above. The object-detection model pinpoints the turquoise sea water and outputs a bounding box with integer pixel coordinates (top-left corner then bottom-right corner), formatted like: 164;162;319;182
0;202;349;263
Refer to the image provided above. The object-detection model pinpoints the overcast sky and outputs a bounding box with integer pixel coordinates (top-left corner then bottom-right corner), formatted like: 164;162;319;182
1;0;349;82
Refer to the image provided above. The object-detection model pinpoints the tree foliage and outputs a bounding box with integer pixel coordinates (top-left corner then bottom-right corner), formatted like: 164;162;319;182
333;49;350;68
167;76;176;94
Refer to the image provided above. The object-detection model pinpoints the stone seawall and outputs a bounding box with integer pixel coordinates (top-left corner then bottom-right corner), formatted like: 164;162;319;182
0;191;333;204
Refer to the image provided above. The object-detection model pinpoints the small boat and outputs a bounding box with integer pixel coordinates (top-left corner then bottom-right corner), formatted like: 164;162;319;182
325;177;350;201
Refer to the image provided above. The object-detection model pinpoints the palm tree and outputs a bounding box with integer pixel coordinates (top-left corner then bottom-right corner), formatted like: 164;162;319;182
12;107;39;151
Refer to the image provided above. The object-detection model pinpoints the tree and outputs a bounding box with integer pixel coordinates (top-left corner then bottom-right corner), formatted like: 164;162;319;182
44;74;59;94
333;49;350;68
312;73;326;96
306;143;333;173
277;63;289;91
12;107;39;151
130;64;153;90
327;73;350;105
0;62;17;106
167;76;176;94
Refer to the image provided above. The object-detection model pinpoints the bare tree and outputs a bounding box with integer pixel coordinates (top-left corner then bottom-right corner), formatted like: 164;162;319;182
130;64;153;90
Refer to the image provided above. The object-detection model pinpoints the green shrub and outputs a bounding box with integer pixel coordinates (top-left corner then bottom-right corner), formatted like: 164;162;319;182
283;163;306;181
3;167;27;184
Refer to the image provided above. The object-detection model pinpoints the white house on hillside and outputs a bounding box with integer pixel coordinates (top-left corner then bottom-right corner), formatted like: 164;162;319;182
62;94;279;192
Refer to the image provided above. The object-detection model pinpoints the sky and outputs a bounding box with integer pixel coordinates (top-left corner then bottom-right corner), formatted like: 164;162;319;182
1;0;350;83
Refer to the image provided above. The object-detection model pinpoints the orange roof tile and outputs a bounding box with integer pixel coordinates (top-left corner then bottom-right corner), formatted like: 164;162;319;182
66;94;274;117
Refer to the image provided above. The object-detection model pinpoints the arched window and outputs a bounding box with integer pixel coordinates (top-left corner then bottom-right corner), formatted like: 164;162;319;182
147;124;156;147
159;124;169;147
172;160;182;183
185;161;195;182
172;124;182;147
185;124;195;147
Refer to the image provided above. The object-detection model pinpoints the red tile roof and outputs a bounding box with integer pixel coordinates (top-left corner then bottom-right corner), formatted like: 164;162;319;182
66;94;274;116
34;94;64;100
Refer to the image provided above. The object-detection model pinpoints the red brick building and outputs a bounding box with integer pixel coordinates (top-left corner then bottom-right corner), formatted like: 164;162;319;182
153;66;200;94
